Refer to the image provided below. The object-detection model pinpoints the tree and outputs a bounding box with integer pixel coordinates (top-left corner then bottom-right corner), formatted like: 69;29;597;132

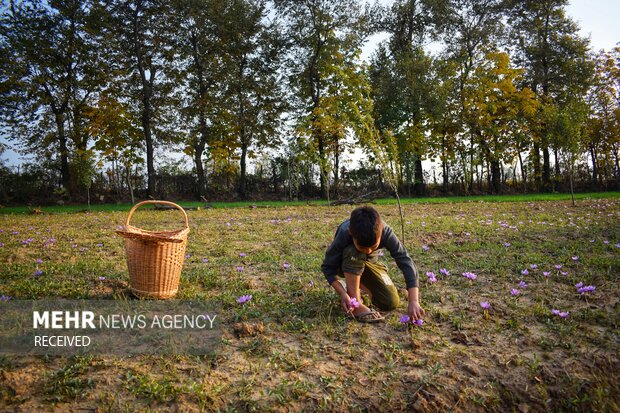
104;0;177;197
0;0;107;194
275;0;375;198
509;0;591;190
462;52;538;193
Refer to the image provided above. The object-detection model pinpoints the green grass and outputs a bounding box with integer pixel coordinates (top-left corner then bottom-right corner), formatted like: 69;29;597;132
1;191;619;214
0;198;619;411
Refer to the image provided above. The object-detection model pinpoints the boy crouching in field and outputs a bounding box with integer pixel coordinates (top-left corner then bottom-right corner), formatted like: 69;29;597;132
321;206;425;323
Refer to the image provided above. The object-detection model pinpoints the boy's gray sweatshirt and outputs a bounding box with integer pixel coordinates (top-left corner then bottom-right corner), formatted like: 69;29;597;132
321;220;419;289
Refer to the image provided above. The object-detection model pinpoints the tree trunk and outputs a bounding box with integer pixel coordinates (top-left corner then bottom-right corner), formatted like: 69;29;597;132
194;144;206;199
413;156;425;196
239;139;248;199
532;141;541;189
491;159;501;193
56;113;71;191
590;145;598;188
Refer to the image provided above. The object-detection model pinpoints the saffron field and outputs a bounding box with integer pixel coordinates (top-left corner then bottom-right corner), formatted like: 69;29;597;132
0;197;619;412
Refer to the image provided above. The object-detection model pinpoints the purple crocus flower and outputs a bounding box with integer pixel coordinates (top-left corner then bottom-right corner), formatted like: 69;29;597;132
510;288;520;296
237;294;252;304
239;253;247;257
518;280;528;289
555;264;563;270
202;258;209;263
98;276;106;281
561;271;569;276
34;270;43;277
422;245;430;252
480;301;491;309
0;295;11;302
503;242;511;247
551;309;569;318
283;262;291;269
414;319;424;326
0;243;4;248
309;280;314;287
462;272;477;280
521;269;529;276
439;268;450;276
349;298;361;309
236;266;244;272
377;250;384;257
603;240;609;244
185;254;191;259
543;271;551;277
530;264;538;269
426;272;437;283
399;315;410;323
36;259;43;264
577;285;596;294
575;282;584;288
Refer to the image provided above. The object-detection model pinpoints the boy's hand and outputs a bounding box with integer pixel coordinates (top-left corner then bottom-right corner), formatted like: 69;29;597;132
408;300;425;321
340;292;352;314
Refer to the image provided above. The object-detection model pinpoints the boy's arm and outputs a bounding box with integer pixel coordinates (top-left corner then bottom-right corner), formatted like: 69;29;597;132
382;225;425;319
321;224;349;286
382;225;419;289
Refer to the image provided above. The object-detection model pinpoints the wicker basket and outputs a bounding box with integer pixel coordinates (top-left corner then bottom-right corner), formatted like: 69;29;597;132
116;200;190;299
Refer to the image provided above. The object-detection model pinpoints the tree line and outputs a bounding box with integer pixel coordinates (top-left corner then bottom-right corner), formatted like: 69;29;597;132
0;0;618;204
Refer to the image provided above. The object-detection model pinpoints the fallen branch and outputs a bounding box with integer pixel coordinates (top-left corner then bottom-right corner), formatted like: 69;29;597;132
329;190;380;206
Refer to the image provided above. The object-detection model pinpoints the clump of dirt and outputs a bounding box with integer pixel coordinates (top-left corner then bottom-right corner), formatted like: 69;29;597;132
233;322;265;338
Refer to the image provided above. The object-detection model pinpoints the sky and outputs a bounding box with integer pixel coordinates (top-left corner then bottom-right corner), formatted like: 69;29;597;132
1;0;619;168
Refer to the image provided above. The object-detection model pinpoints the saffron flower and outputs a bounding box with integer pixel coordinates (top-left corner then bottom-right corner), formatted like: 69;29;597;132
530;264;538;269
575;282;584;288
480;301;491;309
422;245;430;252
239;253;247;257
518;280;528;289
349;298;361;309
283;262;291;269
555;264;563;270
377;250;384;257
202;258;209;263
572;256;579;261
185;254;191;259
543;271;551;277
0;295;11;302
439;268;450;276
462;272;477;280
561;271;569;276
399;315;423;326
510;288;520;296
309;280;314;287
551;309;569;318
577;285;596;294
36;259;43;264
98;276;106;281
521;269;529;276
0;243;4;248
236;266;244;272
34;270;43;277
503;242;511;247
237;295;252;304
426;272;437;283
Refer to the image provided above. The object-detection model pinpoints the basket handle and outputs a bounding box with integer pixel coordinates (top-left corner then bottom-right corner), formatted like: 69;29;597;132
125;200;189;230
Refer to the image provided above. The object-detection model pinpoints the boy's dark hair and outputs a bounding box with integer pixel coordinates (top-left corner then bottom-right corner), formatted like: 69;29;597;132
349;206;382;247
